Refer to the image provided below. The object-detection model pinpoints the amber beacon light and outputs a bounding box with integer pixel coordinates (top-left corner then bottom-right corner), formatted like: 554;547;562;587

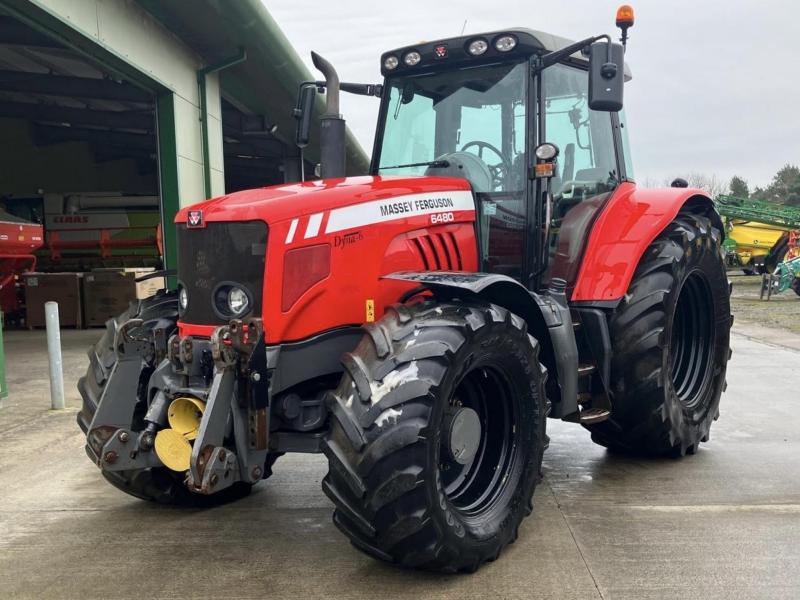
616;5;635;48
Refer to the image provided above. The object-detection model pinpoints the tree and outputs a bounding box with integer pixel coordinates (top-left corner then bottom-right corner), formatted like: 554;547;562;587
752;164;800;206
728;175;749;198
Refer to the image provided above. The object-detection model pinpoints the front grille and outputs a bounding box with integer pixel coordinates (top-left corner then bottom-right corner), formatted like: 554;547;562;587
177;221;267;325
411;232;463;271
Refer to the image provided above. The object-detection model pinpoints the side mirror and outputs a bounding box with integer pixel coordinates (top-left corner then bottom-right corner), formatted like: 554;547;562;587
588;41;624;112
293;85;316;148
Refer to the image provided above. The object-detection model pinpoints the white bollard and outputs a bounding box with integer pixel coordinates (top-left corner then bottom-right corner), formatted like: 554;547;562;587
45;301;65;410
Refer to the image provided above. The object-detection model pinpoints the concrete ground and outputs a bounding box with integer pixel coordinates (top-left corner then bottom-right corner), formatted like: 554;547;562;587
0;326;798;600
729;271;800;336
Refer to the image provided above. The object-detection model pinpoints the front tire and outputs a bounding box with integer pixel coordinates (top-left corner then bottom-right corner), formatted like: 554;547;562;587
587;211;731;456
322;301;548;572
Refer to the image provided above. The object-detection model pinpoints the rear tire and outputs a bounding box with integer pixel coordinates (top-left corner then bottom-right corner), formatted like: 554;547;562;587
77;289;272;505
792;278;800;297
586;211;731;456
322;301;548;572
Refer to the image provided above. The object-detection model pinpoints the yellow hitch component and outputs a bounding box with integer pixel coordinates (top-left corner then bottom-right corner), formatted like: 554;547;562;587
154;397;206;472
167;397;206;440
154;428;193;472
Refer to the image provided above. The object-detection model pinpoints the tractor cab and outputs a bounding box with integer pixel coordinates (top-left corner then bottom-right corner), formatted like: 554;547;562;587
303;26;633;290
373;29;633;289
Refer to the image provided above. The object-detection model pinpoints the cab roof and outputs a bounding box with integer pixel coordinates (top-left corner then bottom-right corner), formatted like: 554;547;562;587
381;28;633;80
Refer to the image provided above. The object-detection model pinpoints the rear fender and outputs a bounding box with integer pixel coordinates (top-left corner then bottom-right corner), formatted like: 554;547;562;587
571;183;724;303
384;272;579;417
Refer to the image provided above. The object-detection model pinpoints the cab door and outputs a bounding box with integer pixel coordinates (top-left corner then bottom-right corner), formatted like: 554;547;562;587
539;63;625;289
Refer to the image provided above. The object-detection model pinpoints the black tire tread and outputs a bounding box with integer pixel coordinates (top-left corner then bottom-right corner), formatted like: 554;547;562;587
322;301;547;572
586;211;731;456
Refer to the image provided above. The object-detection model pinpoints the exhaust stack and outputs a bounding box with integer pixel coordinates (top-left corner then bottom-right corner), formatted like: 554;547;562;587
311;51;346;179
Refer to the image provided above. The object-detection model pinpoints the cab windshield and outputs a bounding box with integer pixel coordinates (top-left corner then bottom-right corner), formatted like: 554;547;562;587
376;61;527;193
376;61;528;278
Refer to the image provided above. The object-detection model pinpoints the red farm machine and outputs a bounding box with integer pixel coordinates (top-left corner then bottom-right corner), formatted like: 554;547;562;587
78;7;732;572
0;208;43;324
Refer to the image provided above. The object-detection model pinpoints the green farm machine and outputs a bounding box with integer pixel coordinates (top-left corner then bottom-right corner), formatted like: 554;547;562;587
715;195;800;271
714;195;800;298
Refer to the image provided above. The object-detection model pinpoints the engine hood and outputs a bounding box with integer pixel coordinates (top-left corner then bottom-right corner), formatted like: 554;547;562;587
174;175;473;227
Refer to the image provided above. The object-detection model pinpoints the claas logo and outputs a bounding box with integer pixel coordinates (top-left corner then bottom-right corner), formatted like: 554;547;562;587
187;210;204;228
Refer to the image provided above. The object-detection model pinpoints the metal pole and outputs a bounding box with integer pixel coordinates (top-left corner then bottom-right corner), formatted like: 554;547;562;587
197;47;247;198
44;301;65;410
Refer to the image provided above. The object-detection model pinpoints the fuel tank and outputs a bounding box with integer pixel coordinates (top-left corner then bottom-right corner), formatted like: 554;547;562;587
174;176;479;343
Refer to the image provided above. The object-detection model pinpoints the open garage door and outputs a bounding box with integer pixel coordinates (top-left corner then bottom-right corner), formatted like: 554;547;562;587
0;10;161;271
0;9;167;326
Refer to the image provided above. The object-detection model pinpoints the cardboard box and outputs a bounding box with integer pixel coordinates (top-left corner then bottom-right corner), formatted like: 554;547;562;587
89;268;164;299
82;268;164;327
133;272;165;300
23;273;83;328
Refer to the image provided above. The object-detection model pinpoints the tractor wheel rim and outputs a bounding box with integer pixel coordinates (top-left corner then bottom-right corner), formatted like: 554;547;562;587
670;270;716;409
439;364;519;517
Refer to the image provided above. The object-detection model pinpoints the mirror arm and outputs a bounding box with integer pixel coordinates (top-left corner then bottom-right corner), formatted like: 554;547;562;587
537;34;609;71
314;80;383;98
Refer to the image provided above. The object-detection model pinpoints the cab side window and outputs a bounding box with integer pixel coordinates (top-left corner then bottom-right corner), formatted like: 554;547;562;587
542;63;619;283
544;63;618;211
617;109;635;181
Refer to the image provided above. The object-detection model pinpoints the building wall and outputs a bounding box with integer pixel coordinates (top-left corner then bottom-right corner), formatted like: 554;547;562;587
0;118;157;196
23;0;225;205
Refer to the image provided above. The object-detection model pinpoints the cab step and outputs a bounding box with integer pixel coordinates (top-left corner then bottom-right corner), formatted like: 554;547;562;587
578;407;611;425
577;363;596;377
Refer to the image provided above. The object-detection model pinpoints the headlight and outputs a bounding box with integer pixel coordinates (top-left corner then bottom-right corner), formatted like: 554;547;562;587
227;287;249;316
494;35;517;52
404;51;421;66
535;143;560;161
212;283;253;319
467;39;488;56
179;286;188;311
383;55;399;70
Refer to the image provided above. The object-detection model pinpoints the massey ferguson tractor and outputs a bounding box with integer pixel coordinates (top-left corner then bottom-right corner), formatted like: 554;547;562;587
78;7;732;572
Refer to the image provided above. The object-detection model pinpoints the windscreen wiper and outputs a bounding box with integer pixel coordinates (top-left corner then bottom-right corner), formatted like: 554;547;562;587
379;159;450;170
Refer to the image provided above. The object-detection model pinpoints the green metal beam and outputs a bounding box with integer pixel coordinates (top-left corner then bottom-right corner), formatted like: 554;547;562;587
716;195;800;230
156;93;179;289
0;311;6;404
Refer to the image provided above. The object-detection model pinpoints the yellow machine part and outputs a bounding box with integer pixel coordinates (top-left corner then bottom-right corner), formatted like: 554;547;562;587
154;428;193;472
728;220;786;263
167;397;206;440
154;397;206;472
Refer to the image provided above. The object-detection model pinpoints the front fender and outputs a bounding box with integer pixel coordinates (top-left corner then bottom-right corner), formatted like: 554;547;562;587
384;271;579;417
571;183;722;303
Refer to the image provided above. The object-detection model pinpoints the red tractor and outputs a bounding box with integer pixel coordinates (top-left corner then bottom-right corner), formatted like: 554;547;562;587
79;8;732;572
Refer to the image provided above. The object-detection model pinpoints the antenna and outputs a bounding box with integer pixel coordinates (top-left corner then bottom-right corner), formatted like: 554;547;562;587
460;19;468;35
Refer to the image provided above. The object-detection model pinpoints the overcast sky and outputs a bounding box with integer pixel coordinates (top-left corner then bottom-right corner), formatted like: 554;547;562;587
269;0;799;190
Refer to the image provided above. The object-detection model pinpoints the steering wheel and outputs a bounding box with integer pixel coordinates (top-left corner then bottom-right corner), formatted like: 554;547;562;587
460;140;509;189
